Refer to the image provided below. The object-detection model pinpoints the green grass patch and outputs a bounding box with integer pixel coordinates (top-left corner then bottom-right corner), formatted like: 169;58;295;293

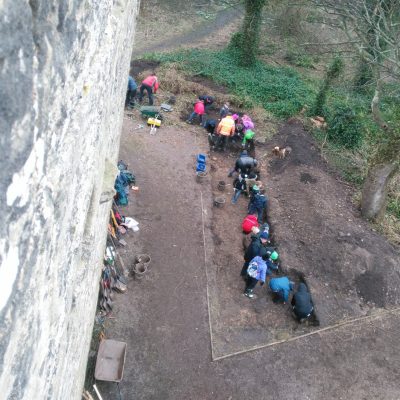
284;50;319;69
388;196;400;219
144;48;314;118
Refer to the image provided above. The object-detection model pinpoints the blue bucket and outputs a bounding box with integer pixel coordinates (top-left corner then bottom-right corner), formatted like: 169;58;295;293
197;154;206;164
196;162;206;172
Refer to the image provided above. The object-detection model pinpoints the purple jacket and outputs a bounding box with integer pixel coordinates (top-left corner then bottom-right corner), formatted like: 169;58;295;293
247;256;270;283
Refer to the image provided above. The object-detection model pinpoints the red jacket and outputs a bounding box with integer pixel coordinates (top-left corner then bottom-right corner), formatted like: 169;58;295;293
194;101;205;115
142;75;159;93
242;214;259;234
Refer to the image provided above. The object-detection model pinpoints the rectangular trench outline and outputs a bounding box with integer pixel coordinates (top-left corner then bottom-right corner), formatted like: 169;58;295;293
200;191;400;362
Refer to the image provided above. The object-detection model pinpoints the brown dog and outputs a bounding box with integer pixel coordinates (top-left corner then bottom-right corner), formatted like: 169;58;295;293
272;146;292;159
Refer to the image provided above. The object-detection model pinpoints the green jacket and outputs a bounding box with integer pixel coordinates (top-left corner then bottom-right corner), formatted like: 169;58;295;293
242;130;255;145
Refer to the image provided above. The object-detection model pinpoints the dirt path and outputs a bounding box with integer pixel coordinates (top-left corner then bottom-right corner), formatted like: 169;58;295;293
134;5;242;57
96;113;400;400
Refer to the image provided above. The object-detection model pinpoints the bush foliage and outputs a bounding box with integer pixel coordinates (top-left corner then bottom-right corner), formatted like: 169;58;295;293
326;105;363;149
146;48;313;118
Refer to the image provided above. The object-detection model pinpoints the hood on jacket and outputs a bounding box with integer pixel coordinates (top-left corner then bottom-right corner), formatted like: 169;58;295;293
250;234;260;243
297;283;308;293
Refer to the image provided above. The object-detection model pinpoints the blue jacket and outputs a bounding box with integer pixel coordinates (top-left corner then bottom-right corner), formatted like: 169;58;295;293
269;277;294;302
248;193;267;213
247;256;270;283
128;76;137;90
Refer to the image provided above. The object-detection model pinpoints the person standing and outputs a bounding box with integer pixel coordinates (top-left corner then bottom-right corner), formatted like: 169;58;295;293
244;256;271;298
138;72;159;105
269;276;294;303
125;76;137;108
216;113;235;151
187;99;205;125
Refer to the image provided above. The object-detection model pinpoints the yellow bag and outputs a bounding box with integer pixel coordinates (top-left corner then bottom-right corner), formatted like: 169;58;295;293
147;117;161;127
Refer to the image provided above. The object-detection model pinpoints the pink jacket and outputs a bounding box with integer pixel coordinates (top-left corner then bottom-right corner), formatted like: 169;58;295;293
242;115;254;130
142;75;159;92
194;101;205;115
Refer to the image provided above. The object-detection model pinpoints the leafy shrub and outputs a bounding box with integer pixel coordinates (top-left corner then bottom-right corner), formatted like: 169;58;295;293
145;48;313;118
387;196;400;219
284;50;316;68
327;106;363;149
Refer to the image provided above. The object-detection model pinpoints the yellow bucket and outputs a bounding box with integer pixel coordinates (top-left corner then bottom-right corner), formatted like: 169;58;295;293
147;117;161;127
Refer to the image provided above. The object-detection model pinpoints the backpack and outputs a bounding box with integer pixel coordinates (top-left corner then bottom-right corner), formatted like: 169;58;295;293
114;181;128;206
247;261;258;279
121;171;135;185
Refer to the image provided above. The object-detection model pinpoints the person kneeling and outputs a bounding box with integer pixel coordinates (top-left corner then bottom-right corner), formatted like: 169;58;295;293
232;173;247;204
291;283;314;322
269;276;294;304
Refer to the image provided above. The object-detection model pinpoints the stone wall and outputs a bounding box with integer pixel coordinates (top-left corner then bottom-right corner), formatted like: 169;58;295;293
0;1;139;398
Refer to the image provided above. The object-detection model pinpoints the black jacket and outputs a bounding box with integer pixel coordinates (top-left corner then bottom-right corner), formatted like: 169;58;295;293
291;283;313;318
233;174;247;191
204;119;216;134
199;95;214;104
244;236;268;264
235;155;257;174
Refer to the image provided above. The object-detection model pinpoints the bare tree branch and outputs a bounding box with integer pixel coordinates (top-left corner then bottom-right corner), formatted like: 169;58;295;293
308;0;400;80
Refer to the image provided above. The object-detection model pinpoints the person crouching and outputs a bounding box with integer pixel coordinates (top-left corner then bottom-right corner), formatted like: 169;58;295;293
187;99;205;125
291;283;314;322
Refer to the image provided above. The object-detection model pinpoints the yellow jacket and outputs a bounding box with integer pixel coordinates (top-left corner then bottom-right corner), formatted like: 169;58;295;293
217;116;235;136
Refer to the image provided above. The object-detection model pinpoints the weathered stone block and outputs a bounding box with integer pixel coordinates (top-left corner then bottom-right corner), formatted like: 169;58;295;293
0;1;140;399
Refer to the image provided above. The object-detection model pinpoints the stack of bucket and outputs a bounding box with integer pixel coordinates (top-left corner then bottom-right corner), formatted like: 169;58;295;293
196;154;206;172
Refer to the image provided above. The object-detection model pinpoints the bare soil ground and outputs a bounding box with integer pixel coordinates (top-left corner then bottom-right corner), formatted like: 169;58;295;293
265;120;400;325
95;92;400;398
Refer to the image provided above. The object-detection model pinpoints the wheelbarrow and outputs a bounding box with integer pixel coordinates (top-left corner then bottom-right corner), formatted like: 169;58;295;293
140;106;164;120
94;339;127;400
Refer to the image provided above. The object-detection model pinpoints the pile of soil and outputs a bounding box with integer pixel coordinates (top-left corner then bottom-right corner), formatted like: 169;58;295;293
264;120;400;325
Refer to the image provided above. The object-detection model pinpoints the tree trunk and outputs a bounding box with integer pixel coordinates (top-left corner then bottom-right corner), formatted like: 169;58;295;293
360;74;399;220
371;77;388;130
239;0;266;66
361;162;398;220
